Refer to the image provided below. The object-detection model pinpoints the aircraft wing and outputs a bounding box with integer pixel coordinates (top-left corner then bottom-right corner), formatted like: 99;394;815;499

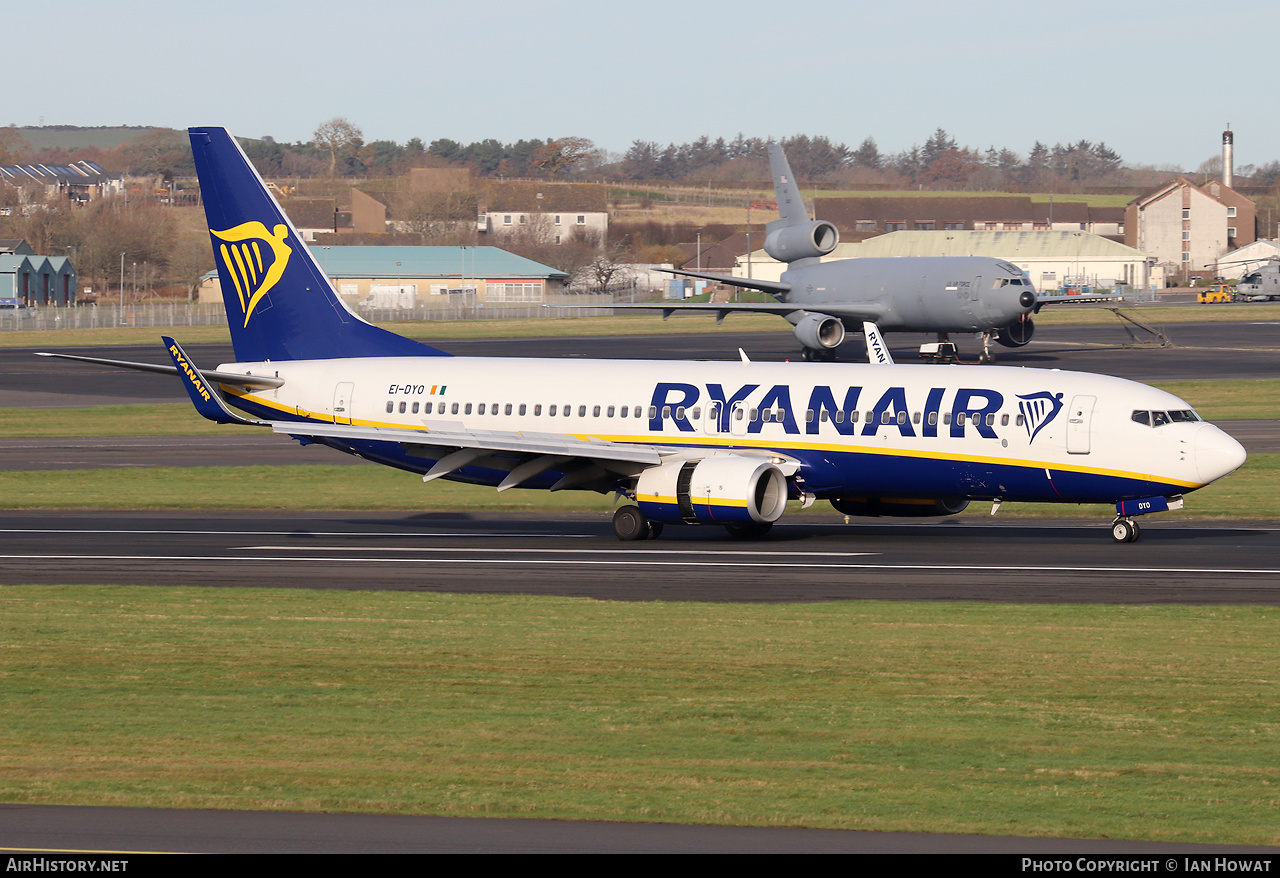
656;267;791;296
1033;291;1125;307
603;300;890;325
271;421;662;466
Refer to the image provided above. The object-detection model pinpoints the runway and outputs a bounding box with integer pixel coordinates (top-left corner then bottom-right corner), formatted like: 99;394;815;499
3;803;1271;855
2;511;1278;604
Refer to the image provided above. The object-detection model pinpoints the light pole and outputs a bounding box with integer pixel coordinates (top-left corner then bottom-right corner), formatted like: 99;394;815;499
119;252;125;323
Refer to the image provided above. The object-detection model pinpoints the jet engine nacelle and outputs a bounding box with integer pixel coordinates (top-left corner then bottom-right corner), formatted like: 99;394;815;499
996;318;1035;348
792;313;846;350
830;497;970;518
763;220;839;262
636;456;788;526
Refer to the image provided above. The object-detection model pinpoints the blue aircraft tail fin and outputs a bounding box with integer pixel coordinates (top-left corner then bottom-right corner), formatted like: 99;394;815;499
189;126;449;363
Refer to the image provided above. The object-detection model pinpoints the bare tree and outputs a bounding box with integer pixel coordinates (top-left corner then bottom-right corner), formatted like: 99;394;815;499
393;188;477;241
532;137;597;178
313;117;364;176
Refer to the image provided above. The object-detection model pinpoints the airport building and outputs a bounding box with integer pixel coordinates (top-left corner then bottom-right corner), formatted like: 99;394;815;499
1124;177;1256;282
0;239;78;305
198;245;567;308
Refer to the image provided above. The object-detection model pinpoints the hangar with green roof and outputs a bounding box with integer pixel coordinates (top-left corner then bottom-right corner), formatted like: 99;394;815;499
199;245;569;308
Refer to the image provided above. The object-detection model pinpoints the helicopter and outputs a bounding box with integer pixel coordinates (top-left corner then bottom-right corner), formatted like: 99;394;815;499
1232;257;1280;301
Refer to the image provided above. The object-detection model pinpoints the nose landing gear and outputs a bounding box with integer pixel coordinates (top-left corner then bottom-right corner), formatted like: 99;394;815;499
1111;517;1141;543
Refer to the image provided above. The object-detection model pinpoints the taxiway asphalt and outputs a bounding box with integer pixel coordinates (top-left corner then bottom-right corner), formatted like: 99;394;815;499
2;511;1279;604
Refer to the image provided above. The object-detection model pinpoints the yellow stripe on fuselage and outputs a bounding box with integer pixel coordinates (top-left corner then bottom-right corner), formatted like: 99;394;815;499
221;387;1203;490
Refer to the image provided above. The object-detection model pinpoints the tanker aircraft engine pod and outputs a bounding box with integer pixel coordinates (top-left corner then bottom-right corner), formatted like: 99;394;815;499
36;127;1248;545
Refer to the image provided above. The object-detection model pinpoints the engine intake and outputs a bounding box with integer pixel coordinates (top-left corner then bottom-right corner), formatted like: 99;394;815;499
830;497;970;518
636;456;788;526
764;220;839;262
792;313;846;350
996;318;1035;348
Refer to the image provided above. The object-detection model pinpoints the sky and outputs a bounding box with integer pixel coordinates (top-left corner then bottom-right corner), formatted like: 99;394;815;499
12;0;1279;173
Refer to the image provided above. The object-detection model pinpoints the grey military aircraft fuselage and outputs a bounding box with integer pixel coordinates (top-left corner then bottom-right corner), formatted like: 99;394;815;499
779;255;1036;333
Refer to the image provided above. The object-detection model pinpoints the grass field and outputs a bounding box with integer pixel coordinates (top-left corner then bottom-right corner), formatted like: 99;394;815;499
1;586;1275;844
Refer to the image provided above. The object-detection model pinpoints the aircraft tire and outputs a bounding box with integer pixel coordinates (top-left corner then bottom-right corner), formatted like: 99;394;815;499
645;521;665;540
724;521;773;540
1111;518;1139;543
613;505;649;541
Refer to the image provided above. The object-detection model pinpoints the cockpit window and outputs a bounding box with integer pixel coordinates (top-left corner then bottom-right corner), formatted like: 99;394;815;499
1133;409;1200;427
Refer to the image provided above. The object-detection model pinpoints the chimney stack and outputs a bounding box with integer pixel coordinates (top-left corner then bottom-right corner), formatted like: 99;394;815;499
1223;128;1234;189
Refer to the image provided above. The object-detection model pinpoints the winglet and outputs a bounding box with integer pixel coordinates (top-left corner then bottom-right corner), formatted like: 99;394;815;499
163;336;266;426
862;322;894;365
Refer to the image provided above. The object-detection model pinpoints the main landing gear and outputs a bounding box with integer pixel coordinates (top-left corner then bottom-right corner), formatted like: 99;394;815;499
800;347;837;362
612;505;664;541
611;506;774;541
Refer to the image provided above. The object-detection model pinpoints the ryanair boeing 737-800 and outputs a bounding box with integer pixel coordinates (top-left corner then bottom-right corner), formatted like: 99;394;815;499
40;127;1246;543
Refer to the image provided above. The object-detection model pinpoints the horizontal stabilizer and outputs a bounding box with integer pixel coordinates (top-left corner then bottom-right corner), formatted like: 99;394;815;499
35;351;284;389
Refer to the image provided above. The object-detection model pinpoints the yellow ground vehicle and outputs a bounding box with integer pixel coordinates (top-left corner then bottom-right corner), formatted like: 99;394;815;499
1198;284;1235;304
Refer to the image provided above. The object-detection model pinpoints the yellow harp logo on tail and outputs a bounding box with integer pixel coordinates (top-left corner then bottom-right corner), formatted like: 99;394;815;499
211;222;293;327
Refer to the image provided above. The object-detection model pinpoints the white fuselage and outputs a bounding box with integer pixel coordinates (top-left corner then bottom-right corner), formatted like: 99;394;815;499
218;356;1245;504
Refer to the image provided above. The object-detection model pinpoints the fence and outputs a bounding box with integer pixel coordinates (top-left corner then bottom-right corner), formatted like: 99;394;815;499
0;293;630;332
0;303;229;332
